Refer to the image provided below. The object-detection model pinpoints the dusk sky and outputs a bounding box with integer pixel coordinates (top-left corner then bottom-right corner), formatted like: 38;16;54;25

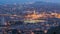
0;0;60;4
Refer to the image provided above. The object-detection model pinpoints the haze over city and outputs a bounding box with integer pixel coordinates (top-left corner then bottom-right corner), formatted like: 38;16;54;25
0;0;60;34
0;0;60;4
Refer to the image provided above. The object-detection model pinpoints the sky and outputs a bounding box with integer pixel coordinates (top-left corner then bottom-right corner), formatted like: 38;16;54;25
0;0;60;4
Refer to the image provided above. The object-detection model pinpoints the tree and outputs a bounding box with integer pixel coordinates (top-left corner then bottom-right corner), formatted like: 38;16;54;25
47;26;60;34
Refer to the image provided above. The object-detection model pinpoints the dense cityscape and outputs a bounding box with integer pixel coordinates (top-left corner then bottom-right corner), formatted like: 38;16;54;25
0;1;60;34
